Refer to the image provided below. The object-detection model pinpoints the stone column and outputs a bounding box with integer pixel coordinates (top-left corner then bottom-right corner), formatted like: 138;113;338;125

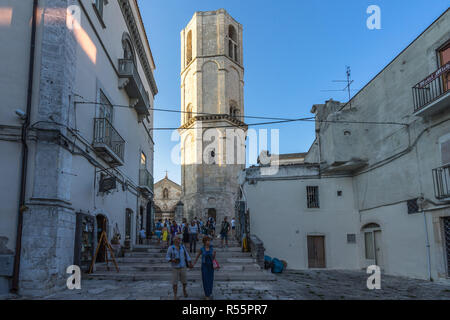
19;0;77;296
175;201;184;223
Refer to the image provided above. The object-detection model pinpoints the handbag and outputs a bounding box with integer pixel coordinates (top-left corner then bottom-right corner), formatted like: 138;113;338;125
212;259;220;270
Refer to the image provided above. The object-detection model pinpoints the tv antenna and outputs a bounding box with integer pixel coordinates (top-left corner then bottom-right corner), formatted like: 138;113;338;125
321;66;356;102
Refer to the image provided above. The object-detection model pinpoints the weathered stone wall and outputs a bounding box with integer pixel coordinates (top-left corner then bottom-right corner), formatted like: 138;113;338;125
180;10;245;225
18;0;77;296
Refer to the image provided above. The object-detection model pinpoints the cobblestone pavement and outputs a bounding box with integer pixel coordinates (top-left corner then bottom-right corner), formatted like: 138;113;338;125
3;270;450;300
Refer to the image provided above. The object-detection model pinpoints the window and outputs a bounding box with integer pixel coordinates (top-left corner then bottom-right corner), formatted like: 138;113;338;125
407;198;419;214
438;42;450;91
163;188;169;199
140;152;146;169
186;105;193;123
94;0;104;17
99;91;113;123
123;40;134;61
93;0;107;27
228;25;238;63
441;137;450;165
186;30;192;65
347;234;356;243
230;101;239;119
306;186;319;208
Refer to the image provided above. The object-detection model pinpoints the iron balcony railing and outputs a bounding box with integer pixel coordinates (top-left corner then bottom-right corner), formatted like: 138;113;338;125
139;168;154;193
93;118;125;163
412;61;450;113
433;164;450;200
118;59;150;115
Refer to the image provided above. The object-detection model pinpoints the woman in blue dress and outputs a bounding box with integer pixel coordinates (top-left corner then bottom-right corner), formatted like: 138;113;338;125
193;236;216;299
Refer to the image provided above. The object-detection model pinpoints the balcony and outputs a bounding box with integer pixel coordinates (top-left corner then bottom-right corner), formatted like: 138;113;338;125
413;62;450;117
432;164;450;200
139;168;154;195
93;118;125;166
118;59;150;118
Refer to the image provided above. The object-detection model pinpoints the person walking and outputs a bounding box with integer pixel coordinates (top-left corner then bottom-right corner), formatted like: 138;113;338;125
188;220;199;253
182;220;190;246
139;228;146;245
155;220;162;244
166;235;193;300
220;217;231;248
162;223;169;248
193;236;216;300
231;217;236;238
170;221;181;245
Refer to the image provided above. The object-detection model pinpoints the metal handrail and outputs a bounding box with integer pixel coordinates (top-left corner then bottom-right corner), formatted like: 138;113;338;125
412;62;450;112
139;168;154;192
118;59;150;108
93;118;125;162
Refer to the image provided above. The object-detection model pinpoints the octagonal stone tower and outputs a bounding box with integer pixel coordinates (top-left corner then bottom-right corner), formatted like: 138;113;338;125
179;9;247;224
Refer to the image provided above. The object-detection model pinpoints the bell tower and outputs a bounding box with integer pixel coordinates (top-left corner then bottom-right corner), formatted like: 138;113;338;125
179;9;247;224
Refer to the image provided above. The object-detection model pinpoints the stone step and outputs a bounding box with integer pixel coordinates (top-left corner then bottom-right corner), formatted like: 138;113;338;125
96;263;261;272
85;271;277;282
115;257;257;265
124;251;251;258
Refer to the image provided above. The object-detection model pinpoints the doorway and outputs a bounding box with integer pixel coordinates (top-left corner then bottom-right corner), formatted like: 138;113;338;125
96;214;107;262
125;209;132;249
307;235;326;268
363;223;383;268
208;208;217;221
443;217;450;277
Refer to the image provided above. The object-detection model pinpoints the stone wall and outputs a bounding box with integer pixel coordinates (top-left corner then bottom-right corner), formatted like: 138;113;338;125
249;235;265;269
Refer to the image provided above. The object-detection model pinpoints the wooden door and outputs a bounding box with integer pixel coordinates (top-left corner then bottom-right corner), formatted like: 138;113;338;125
374;230;383;268
307;236;326;268
439;42;450;91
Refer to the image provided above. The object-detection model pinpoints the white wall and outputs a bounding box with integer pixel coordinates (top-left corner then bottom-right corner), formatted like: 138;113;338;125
244;165;360;270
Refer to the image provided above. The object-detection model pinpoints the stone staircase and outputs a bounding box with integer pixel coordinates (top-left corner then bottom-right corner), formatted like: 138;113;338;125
87;237;276;283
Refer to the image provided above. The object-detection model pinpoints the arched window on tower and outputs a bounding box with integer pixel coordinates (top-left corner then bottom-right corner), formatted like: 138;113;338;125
230;101;239;120
186;104;193;123
186;30;192;66
228;25;238;63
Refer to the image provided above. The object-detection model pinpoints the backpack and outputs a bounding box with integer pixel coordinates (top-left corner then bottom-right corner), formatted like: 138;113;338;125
271;258;284;273
220;221;230;234
183;225;189;242
264;255;273;270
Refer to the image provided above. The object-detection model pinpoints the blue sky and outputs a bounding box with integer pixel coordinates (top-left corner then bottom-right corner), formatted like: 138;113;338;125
137;0;449;184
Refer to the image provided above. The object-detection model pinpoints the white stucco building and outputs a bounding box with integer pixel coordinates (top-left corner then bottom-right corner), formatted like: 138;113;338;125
0;0;157;295
242;8;450;281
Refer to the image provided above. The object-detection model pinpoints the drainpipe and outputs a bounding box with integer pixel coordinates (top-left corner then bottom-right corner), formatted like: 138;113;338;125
11;0;38;293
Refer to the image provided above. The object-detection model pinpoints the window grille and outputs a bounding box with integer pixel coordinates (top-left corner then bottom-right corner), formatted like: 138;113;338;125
306;186;319;208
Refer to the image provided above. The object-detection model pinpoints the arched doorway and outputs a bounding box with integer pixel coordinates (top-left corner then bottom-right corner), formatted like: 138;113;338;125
137;206;145;244
362;223;383;268
208;208;217;221
96;214;108;262
125;209;133;249
146;201;153;234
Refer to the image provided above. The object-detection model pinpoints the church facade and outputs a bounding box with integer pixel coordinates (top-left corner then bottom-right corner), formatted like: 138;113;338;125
179;9;247;224
154;175;182;222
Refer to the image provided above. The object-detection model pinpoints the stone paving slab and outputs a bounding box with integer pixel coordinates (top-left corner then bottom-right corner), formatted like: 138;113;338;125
4;270;450;300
